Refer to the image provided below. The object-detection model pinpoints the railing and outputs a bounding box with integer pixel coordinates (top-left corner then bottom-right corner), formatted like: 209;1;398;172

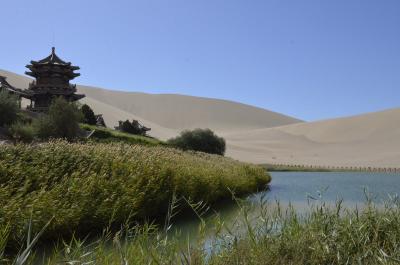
26;106;49;112
265;163;400;173
28;82;76;91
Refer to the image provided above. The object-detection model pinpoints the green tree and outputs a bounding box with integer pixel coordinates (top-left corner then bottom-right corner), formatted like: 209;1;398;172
168;128;226;155
35;97;83;140
0;90;19;127
81;104;97;125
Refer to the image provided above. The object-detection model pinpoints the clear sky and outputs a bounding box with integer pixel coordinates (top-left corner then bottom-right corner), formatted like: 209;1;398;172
1;0;399;121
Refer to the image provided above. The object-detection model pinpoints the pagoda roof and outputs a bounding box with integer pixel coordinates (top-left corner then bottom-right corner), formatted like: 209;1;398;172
0;75;32;97
29;47;79;69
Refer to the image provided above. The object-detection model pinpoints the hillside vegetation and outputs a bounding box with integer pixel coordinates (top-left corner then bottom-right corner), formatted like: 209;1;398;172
0;141;270;252
80;123;163;146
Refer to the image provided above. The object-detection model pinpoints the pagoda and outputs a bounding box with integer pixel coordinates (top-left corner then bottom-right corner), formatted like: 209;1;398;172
24;47;85;111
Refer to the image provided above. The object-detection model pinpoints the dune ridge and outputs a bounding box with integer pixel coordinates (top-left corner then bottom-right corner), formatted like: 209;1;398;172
0;69;301;136
1;69;399;167
224;108;400;167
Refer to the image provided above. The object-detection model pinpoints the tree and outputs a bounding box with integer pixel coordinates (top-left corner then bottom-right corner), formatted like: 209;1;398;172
168;128;226;155
0;90;19;127
35;97;83;140
81;104;97;125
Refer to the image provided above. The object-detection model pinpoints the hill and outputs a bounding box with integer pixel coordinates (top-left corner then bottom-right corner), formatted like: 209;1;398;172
2;69;400;168
225;108;400;167
0;69;302;140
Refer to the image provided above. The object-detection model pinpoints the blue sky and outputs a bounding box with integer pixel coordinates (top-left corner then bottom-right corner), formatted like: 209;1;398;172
1;0;399;121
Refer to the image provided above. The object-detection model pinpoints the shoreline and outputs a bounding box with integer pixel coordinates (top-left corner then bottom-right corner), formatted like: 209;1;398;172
262;163;400;173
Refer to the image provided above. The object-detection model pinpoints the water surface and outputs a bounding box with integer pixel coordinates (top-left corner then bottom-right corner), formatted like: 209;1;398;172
172;171;400;239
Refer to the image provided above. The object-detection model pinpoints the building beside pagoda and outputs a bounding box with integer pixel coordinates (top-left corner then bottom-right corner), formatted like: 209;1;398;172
0;47;85;112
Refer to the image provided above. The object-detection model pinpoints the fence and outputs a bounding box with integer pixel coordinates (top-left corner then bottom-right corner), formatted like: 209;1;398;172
266;163;400;173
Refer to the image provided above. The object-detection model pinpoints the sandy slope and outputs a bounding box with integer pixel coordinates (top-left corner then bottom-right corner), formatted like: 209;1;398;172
0;69;301;137
1;69;399;167
225;108;400;167
78;86;302;133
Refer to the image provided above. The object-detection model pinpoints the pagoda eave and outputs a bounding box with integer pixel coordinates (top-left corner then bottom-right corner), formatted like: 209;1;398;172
25;71;36;77
71;94;85;101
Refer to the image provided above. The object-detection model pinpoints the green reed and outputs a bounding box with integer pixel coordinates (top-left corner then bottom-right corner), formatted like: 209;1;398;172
4;195;400;265
0;140;270;255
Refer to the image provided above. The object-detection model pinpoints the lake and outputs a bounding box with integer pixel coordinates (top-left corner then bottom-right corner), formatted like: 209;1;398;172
171;171;400;240
32;171;400;264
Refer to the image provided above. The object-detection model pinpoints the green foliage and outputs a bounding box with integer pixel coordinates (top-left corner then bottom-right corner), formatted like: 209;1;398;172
213;201;400;265
80;123;162;146
117;119;150;136
0;141;270;253
80;104;97;125
168;128;226;155
0;91;19;127
9;122;35;143
34;97;83;140
4;198;400;264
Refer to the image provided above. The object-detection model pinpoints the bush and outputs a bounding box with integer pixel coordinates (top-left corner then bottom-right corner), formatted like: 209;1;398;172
35;97;83;140
9;122;35;143
0;91;19;127
90;128;113;139
81;104;97;125
117;119;150;136
168;128;226;155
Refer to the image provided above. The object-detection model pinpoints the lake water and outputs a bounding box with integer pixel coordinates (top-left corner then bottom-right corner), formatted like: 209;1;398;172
171;171;400;240
33;171;400;263
258;171;400;204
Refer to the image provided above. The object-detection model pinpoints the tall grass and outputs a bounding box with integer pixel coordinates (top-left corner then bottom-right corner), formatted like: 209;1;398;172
5;196;400;264
0;140;269;254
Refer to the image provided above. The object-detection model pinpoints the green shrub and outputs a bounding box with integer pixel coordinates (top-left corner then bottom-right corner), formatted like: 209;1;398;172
9;122;35;143
168;128;226;155
35;97;83;140
116;119;150;136
81;104;97;125
0;91;19;127
90;128;113;139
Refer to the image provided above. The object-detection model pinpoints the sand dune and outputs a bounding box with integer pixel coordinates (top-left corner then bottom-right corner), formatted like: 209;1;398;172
78;86;302;133
225;109;400;167
1;69;399;167
82;97;178;140
0;69;301;136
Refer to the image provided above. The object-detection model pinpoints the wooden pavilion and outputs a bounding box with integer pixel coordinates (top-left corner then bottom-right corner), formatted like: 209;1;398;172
0;47;85;112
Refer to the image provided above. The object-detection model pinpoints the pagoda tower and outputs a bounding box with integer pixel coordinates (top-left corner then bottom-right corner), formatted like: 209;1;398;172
25;47;85;111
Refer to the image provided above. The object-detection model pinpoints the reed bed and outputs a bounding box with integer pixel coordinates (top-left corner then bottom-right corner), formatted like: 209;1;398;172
4;196;400;264
0;140;270;255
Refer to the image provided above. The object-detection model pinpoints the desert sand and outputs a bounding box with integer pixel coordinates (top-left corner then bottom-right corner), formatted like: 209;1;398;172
1;69;399;168
225;108;400;167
